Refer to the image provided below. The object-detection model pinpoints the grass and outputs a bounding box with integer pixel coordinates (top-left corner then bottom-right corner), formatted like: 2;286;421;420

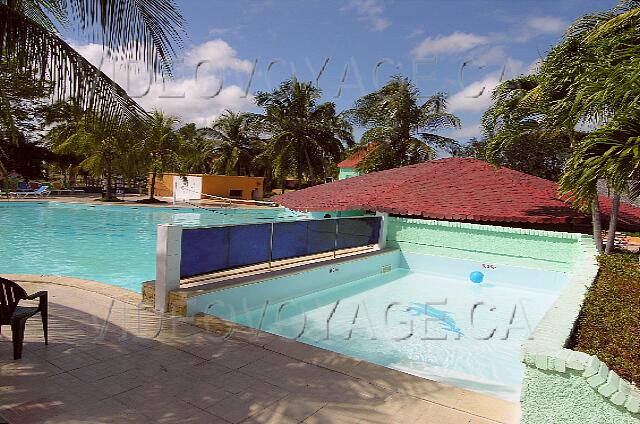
571;253;640;385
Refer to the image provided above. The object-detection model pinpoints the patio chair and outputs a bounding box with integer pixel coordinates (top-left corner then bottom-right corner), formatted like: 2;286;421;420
0;277;48;359
9;186;51;198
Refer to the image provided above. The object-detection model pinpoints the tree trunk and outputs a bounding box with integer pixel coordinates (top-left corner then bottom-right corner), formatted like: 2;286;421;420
604;193;621;254
105;166;113;200
591;198;604;254
149;171;156;200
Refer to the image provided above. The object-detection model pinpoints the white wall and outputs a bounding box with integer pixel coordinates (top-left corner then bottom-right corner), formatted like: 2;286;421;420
173;176;202;201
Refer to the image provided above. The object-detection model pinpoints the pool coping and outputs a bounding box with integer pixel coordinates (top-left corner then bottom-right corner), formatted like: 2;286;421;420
0;196;284;210
520;237;640;416
0;274;143;306
189;313;521;423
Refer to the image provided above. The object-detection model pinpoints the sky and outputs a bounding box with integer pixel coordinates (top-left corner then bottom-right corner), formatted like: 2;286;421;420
65;0;618;144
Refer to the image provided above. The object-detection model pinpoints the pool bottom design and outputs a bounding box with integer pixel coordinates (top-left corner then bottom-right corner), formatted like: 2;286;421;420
195;252;570;401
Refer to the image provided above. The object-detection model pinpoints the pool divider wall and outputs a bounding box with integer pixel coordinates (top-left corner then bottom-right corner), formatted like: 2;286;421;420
153;215;383;312
519;236;640;423
155;224;183;312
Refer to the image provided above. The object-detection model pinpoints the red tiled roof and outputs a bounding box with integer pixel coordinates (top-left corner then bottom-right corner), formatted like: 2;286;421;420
337;143;378;168
274;158;640;231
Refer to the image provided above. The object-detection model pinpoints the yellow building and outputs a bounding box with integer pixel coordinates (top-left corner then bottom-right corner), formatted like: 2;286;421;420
151;173;264;201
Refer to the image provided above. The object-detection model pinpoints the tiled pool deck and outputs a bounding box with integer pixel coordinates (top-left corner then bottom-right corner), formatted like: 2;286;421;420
0;277;520;424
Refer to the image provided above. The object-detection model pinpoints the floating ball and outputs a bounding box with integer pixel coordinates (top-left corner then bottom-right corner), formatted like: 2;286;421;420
469;271;484;284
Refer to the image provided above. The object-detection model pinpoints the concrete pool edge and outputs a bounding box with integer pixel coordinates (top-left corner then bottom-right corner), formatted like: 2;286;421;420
0;274;143;306
0;273;521;423
519;238;640;422
190;312;521;423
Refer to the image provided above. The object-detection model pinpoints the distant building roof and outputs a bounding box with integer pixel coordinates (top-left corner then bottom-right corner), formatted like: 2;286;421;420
337;143;377;168
274;158;640;232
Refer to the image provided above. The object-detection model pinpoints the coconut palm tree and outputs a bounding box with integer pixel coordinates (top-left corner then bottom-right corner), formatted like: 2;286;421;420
347;76;461;173
142;111;183;201
0;0;184;122
483;1;640;253
208;111;259;176
548;0;640;253
255;78;353;187
54;116;130;200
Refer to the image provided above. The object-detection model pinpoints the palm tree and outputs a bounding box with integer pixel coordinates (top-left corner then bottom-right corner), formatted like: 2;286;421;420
142;111;183;201
347;76;461;173
41;98;85;185
255;78;353;187
0;58;52;180
484;1;640;254
54;116;130;200
548;1;640;253
209;111;259;176
0;0;184;122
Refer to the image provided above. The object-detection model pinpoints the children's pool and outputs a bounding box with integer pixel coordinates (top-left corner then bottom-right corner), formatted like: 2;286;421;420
0;201;300;291
191;250;570;401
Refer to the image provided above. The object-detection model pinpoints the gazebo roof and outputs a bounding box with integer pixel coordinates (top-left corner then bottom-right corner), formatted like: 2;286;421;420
274;158;640;231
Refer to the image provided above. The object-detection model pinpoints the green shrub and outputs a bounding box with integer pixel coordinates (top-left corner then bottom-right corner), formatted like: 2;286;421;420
572;253;640;385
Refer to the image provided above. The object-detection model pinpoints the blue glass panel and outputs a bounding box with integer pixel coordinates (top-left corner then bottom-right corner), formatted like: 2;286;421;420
306;219;337;255
180;227;229;278
228;224;271;267
336;217;380;249
272;221;308;260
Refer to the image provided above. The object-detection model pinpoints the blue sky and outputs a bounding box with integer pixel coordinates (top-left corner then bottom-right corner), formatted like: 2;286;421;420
70;0;617;143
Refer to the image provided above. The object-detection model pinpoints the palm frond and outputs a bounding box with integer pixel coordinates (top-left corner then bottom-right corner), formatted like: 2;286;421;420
60;0;185;77
0;5;147;122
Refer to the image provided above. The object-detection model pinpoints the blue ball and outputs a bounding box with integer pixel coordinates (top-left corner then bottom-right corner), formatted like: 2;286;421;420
469;271;484;284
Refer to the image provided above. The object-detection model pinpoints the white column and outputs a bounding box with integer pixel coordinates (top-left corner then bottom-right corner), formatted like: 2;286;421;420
375;211;389;250
155;224;183;312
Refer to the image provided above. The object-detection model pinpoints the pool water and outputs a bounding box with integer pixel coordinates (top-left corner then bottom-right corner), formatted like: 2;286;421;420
228;266;566;401
0;202;299;291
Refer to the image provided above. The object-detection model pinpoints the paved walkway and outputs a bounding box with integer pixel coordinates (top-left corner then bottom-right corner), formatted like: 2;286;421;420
0;280;520;424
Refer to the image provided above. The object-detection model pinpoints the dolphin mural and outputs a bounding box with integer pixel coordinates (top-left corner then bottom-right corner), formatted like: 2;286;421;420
406;302;464;336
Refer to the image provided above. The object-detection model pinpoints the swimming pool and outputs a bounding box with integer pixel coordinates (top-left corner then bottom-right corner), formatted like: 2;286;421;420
190;250;569;401
0;201;300;291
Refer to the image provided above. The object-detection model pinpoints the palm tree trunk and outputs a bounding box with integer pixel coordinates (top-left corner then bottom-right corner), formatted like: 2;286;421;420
591;198;604;254
604;193;621;254
149;170;156;200
105;165;113;200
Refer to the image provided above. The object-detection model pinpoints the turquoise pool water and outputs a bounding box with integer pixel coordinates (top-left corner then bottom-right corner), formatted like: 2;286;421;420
0;202;299;291
197;251;569;400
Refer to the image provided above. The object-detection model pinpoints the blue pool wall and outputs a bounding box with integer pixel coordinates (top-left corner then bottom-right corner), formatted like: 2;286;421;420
187;249;403;318
386;217;590;273
401;252;568;294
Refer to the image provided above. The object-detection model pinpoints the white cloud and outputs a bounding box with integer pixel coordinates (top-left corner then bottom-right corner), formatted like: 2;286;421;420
448;124;483;141
448;58;527;113
72;40;256;126
412;32;489;58
208;27;231;36
408;28;424;39
342;0;391;32
471;46;508;67
527;16;565;34
183;40;254;71
515;16;566;42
